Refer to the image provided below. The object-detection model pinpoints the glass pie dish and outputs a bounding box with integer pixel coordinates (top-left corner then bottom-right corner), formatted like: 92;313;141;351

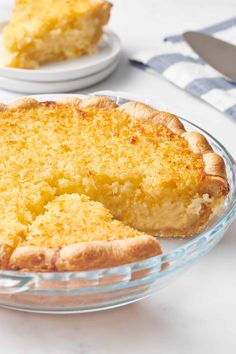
0;91;235;314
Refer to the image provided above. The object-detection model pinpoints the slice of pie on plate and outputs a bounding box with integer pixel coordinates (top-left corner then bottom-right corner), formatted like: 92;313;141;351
0;96;228;271
2;0;111;69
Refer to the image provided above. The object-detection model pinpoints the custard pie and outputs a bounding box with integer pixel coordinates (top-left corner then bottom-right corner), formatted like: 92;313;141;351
0;96;228;271
10;194;161;271
2;0;111;69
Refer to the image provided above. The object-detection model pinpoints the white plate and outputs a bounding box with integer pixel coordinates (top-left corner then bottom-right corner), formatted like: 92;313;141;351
0;30;121;82
0;57;120;94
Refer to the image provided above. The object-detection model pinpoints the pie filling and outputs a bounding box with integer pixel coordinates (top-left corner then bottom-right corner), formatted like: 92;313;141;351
23;193;146;248
0;102;225;259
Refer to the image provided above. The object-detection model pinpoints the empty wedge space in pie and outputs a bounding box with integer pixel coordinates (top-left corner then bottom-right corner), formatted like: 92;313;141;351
0;96;229;271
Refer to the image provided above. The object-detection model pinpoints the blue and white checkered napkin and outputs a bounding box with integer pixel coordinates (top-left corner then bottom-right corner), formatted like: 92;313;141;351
130;17;236;121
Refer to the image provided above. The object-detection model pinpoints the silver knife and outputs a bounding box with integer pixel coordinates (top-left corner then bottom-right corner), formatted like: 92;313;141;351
183;31;236;82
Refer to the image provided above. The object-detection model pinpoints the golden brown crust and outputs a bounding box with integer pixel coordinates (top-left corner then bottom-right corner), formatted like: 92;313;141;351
8;98;39;110
96;0;112;25
202;153;229;195
0;104;7;112
79;96;118;109
182;132;228;195
203;152;227;179
57;96;118;110
9;247;55;272
182;132;213;154
0;243;13;269
118;101;159;120
117;100;228;196
152;111;185;135
9;236;162;272
57;97;82;106
118;102;185;135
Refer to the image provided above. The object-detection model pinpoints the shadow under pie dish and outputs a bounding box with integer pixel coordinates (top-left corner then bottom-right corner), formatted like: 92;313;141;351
0;95;229;272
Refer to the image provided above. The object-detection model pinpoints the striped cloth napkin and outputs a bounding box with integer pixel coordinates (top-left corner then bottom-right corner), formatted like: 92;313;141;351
130;17;236;121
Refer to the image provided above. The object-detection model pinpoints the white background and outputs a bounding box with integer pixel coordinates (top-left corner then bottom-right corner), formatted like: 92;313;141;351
0;0;236;353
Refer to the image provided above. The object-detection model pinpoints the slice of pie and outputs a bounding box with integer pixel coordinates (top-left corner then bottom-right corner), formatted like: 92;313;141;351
0;96;228;271
2;0;111;69
10;194;161;271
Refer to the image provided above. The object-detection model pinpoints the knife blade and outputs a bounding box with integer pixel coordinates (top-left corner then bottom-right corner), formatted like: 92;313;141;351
183;31;236;82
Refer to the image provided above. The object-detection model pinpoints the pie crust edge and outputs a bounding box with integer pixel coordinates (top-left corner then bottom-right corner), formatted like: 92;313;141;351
9;236;162;272
1;96;229;271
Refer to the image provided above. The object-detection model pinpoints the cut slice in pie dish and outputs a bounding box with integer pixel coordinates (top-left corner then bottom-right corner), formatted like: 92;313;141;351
0;95;229;271
10;194;161;271
2;0;111;69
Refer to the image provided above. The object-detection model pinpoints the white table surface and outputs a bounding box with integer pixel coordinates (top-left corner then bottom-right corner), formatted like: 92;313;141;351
0;0;236;353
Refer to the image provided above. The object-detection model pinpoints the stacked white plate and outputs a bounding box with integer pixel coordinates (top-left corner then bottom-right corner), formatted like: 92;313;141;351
0;29;121;94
